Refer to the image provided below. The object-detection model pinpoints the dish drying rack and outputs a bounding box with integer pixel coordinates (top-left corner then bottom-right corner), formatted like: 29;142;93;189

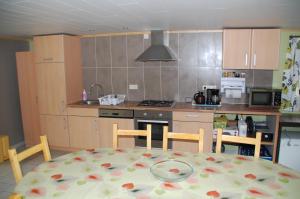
98;94;126;105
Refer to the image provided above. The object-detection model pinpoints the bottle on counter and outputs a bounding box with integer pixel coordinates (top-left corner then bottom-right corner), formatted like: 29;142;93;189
82;89;87;102
238;116;247;137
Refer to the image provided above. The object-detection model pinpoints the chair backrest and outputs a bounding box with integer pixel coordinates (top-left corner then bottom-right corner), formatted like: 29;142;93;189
113;124;152;150
8;135;51;183
216;128;262;158
163;126;205;152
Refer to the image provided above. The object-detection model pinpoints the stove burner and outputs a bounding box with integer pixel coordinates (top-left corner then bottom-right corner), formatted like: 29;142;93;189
138;100;175;107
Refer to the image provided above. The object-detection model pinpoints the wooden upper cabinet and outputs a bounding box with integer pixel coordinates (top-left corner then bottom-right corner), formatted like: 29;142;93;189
251;29;280;70
223;29;252;69
36;63;67;115
34;35;64;63
223;28;280;70
16;52;41;146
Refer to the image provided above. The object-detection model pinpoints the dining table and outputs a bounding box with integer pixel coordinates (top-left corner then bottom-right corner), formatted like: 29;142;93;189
14;148;300;199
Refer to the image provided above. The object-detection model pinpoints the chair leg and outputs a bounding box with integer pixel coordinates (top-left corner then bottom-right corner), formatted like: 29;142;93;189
162;126;168;151
40;136;51;161
8;148;23;183
112;124;118;150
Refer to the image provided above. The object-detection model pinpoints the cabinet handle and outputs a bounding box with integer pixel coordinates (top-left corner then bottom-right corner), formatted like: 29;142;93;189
43;57;53;61
245;53;248;66
94;119;98;132
185;114;199;118
253;53;257;67
60;101;65;114
63;117;67;130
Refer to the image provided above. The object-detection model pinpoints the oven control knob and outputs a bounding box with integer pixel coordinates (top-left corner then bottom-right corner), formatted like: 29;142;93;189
159;113;163;117
143;112;147;116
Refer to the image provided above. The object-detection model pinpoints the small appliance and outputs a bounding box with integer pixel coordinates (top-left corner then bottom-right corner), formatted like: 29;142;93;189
206;89;221;105
249;88;281;107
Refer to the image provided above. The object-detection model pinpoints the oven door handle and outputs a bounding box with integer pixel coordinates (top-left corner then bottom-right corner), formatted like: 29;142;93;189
136;119;169;124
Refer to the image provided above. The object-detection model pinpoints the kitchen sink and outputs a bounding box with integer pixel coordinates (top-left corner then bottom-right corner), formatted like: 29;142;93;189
82;100;99;105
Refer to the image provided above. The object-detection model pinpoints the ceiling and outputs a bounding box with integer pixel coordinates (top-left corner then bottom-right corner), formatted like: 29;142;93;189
0;0;299;37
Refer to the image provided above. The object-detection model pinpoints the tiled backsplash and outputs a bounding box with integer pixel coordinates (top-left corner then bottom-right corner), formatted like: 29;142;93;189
81;32;273;103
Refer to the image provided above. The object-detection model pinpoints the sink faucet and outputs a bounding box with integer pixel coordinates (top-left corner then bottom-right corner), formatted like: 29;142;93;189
88;83;104;99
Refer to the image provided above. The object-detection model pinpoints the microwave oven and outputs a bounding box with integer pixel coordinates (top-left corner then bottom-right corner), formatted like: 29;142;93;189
249;88;281;107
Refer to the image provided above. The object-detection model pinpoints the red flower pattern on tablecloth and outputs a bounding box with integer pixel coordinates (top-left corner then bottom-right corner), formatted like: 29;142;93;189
134;162;148;169
27;187;46;197
245;173;257;180
278;172;300;179
247;188;271;197
203;167;219;174
86;174;102;181
206;156;216;161
206;190;220;198
161;182;181;190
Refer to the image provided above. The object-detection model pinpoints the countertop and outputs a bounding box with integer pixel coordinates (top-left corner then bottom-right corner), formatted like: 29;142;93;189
68;101;281;116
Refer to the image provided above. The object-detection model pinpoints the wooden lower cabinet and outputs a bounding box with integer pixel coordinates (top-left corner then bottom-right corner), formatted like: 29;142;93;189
68;116;99;149
98;118;134;148
173;121;213;153
40;115;69;148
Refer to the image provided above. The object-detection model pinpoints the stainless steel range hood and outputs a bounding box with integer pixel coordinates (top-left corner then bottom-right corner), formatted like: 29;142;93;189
135;30;177;62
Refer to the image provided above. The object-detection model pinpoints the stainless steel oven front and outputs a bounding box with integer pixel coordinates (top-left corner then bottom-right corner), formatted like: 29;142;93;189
134;110;172;149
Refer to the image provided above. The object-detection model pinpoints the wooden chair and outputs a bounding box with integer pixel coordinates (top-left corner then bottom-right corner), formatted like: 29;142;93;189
8;135;51;183
113;124;152;150
216;128;262;158
163;126;205;152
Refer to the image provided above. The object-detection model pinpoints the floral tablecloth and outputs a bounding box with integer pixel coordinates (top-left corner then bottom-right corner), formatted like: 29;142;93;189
15;148;300;199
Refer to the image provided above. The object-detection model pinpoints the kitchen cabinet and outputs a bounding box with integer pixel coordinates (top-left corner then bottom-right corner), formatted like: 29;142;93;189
34;35;64;63
32;34;83;149
251;29;280;70
98;118;134;148
223;29;252;69
40;115;69;148
34;35;83;115
35;63;67;115
172;112;213;153
68;116;100;149
223;29;280;70
16;52;41;146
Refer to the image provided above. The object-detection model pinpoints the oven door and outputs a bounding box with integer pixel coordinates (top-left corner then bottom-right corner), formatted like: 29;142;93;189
135;119;172;149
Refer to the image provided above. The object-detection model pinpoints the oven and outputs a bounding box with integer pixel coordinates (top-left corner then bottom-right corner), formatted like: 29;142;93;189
134;110;172;149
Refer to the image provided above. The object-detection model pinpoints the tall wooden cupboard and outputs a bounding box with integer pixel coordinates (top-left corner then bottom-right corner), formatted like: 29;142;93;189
34;35;83;148
16;52;41;146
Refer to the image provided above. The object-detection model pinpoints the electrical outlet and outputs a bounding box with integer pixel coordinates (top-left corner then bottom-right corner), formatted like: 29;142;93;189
129;84;138;90
202;85;217;90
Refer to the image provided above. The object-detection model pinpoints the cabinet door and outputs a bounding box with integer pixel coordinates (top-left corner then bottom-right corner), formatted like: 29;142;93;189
40;115;69;147
16;52;41;146
251;29;280;70
98;118;134;148
36;63;67;115
68;116;99;149
173;121;213;153
223;29;252;69
34;35;64;63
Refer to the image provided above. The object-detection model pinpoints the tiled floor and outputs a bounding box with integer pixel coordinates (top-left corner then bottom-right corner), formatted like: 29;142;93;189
0;150;68;199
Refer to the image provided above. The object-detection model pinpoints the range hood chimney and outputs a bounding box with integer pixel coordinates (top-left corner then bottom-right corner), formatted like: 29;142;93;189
135;30;177;62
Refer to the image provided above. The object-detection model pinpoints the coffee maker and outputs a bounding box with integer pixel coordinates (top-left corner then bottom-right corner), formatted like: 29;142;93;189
206;89;220;105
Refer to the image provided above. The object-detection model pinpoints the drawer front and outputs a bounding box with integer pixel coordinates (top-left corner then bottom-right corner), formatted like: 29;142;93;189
172;121;213;153
173;111;213;122
67;107;98;117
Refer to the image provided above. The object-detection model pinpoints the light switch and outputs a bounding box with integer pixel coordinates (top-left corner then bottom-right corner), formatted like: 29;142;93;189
129;84;138;90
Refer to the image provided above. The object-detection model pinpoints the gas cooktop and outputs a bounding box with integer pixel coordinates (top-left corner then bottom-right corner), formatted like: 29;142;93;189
138;100;175;107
